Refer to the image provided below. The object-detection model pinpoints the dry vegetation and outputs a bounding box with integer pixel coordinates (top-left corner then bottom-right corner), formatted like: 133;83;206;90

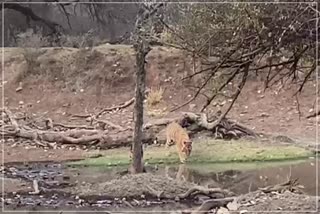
146;87;164;107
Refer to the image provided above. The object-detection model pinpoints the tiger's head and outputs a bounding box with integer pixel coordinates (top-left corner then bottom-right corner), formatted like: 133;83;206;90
182;140;192;157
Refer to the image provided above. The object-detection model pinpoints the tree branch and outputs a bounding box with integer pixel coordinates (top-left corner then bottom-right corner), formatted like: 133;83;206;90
4;3;63;34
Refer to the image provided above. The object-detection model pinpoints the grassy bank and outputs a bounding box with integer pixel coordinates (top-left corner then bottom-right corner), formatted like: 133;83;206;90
68;139;314;167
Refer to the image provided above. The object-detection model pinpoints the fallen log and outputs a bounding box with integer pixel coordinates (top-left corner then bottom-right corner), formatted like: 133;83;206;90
1;107;256;149
145;111;257;140
178;186;235;200
191;197;235;214
2;128;155;149
259;178;305;194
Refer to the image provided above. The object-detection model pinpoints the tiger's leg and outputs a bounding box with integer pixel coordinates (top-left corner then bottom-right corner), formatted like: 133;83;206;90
178;153;186;163
165;166;173;180
165;137;171;149
176;164;186;183
177;145;186;163
165;138;172;157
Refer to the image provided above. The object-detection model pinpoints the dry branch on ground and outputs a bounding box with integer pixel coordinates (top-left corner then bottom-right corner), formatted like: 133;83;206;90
0;107;153;149
190;197;235;214
1;105;256;149
145;111;257;141
259;178;305;194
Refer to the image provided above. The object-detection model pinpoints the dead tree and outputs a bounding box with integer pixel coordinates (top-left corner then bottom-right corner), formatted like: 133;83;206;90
130;2;164;174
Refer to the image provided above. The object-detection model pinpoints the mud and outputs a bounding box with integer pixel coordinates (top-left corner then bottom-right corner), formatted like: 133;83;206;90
1;158;319;213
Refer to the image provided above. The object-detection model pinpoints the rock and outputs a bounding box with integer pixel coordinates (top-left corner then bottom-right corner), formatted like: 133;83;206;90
217;207;230;214
189;104;196;110
220;100;226;106
259;112;269;117
16;87;23;92
227;200;239;211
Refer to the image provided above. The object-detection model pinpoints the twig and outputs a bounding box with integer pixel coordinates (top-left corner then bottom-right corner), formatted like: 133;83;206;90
170;52;236;112
200;62;245;112
71;98;135;120
4;4;62;34
306;110;320;119
95;97;135;118
295;62;316;95
53;123;94;130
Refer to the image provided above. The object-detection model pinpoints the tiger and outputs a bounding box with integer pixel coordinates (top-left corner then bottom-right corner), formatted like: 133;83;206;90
165;122;192;163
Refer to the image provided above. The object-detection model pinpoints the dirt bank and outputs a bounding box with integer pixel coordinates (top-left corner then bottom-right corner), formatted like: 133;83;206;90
1;45;318;142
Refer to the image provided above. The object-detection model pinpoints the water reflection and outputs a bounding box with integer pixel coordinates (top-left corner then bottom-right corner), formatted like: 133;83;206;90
162;159;319;196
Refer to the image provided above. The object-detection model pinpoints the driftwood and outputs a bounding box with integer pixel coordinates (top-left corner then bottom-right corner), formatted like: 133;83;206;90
143;117;181;130
1;108;153;149
191;197;235;214
178;186;235;199
1;106;256;149
2;128;153;149
146;111;257;141
143;184;236;214
144;184;234;203
259;178;305;194
178;179;302;214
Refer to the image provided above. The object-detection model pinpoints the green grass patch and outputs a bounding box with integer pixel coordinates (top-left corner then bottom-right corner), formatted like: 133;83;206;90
183;159;311;173
68;139;313;167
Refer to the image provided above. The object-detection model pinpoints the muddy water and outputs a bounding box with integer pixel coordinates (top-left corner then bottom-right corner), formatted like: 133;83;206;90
2;158;319;212
163;158;319;196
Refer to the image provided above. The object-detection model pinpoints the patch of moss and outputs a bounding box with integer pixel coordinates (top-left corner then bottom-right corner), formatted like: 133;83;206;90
68;139;313;167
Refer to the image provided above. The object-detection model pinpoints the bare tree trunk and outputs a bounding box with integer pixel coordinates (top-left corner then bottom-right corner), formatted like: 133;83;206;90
131;41;148;174
130;2;164;174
